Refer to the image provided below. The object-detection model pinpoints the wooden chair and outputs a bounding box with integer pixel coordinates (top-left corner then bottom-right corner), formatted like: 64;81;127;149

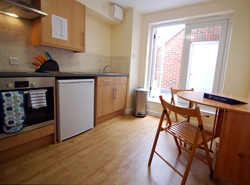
148;95;218;185
170;87;194;122
169;87;209;123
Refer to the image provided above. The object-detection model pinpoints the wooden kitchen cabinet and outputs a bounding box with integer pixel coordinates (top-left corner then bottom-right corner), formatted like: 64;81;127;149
96;76;127;125
31;0;85;52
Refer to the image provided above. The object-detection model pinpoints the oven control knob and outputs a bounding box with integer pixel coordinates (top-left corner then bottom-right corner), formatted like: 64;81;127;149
31;82;36;87
7;83;13;88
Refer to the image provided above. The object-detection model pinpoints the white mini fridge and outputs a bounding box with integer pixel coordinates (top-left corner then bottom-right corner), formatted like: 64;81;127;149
57;79;94;142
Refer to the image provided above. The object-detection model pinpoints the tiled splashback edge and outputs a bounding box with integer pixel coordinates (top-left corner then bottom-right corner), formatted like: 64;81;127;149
0;45;130;73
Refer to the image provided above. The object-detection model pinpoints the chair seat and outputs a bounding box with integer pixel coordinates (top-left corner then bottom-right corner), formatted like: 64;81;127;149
165;121;216;147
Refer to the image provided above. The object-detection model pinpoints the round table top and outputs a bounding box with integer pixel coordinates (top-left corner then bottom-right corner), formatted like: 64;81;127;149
177;91;250;114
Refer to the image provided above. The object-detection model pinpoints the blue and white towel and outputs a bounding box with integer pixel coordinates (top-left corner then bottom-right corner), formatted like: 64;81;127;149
1;91;25;133
28;89;47;109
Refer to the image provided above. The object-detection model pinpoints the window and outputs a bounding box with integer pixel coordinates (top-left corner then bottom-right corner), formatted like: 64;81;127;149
148;17;230;111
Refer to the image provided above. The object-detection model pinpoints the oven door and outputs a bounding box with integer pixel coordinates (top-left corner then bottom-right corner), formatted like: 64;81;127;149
0;87;54;134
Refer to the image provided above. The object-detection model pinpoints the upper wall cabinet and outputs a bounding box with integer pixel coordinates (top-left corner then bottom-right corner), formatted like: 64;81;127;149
31;0;85;52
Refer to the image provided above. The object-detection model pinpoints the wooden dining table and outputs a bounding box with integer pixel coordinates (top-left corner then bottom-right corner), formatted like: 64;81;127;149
177;91;250;185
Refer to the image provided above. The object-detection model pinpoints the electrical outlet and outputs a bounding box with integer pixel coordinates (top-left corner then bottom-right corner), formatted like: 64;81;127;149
9;57;19;65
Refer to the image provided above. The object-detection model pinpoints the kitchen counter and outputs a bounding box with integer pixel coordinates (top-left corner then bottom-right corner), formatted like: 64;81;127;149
0;72;129;78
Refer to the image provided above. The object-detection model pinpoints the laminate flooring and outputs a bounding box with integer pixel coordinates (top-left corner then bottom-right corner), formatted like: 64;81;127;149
0;114;235;185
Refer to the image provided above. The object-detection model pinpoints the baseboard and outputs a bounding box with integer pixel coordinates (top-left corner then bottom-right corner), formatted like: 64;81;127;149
124;109;132;115
147;110;161;117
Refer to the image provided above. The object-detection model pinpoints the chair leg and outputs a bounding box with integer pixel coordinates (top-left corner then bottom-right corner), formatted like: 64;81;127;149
181;129;200;185
200;131;214;176
181;144;197;185
148;112;165;166
173;136;181;153
204;143;214;179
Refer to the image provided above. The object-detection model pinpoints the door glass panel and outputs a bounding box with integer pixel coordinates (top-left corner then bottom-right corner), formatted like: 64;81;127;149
187;41;219;92
186;25;221;93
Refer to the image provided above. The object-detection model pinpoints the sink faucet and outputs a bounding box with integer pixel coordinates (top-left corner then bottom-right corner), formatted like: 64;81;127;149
102;65;110;73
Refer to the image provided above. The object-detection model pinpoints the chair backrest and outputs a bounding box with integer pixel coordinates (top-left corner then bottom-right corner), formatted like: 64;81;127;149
159;95;203;127
170;87;194;106
169;87;194;122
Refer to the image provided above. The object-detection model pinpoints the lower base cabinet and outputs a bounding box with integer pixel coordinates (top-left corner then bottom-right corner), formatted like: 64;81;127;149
0;124;56;163
95;76;127;125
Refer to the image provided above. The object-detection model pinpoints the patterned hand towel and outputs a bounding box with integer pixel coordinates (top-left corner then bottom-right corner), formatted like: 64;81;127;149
28;89;47;109
1;91;25;133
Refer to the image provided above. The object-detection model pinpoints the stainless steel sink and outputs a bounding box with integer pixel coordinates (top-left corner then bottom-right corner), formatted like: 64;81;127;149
72;72;90;74
99;73;120;75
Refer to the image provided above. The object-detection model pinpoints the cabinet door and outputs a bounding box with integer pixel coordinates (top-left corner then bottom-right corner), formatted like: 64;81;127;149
114;77;127;111
96;85;114;117
32;0;85;52
96;77;115;117
69;0;85;51
114;83;127;111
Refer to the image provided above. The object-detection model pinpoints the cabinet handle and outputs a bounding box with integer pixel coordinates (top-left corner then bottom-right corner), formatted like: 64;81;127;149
112;88;115;99
82;32;84;46
114;88;117;99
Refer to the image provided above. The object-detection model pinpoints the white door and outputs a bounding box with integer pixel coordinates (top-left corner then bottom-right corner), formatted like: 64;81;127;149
187;41;219;92
181;19;229;93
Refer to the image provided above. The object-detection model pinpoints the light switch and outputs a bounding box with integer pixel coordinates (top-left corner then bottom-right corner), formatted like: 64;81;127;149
9;57;19;65
102;4;106;11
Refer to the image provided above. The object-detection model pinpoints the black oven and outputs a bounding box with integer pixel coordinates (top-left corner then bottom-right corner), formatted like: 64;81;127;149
0;77;54;135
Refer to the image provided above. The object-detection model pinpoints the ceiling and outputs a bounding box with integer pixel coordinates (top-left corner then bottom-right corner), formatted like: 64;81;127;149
106;0;214;14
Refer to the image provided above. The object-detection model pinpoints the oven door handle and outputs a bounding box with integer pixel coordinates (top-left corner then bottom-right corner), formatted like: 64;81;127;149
23;90;47;94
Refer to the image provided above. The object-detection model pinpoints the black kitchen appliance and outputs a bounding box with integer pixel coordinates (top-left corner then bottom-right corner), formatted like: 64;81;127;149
0;77;54;136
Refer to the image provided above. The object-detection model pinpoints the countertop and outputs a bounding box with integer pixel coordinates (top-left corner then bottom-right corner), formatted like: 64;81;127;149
0;72;129;78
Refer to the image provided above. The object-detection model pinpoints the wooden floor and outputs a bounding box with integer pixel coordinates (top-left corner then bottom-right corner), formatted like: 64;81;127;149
0;114;234;185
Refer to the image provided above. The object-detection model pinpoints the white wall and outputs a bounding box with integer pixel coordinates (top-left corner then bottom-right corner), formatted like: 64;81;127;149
77;0;121;26
111;9;142;112
128;10;142;112
86;15;111;56
77;0;112;21
111;9;133;56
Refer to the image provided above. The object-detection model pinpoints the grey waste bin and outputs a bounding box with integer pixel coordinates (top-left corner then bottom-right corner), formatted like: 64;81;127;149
133;88;148;117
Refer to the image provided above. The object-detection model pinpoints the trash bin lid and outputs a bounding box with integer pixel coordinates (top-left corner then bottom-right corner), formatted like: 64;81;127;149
135;87;148;92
